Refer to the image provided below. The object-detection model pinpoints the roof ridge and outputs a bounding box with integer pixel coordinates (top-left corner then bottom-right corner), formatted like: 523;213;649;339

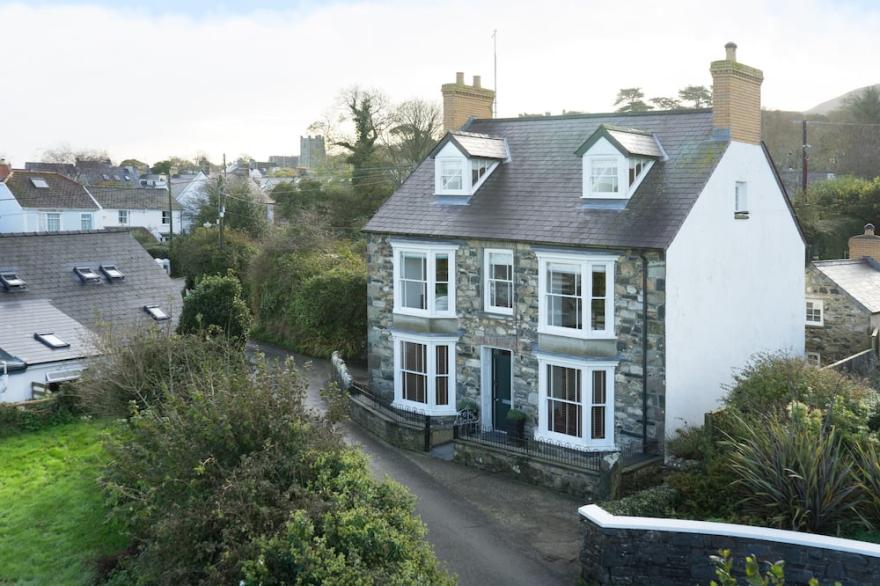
478;108;713;123
0;228;133;238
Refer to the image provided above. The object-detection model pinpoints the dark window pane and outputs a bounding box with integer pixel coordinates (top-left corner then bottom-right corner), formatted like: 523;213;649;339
436;376;448;405
404;372;427;403
403;341;426;373
436;345;448;375
591;299;606;330
436;254;448;282
493;282;512;308
403;281;426;309
591;406;605;439
592;267;606;297
592;370;606;404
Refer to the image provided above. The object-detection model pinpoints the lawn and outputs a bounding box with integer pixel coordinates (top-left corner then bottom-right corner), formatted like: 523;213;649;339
0;420;128;585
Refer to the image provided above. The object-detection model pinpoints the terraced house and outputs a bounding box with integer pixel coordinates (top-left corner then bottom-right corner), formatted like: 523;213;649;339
364;44;805;457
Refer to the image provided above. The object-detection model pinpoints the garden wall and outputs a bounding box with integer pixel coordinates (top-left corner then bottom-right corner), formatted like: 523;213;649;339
579;504;880;585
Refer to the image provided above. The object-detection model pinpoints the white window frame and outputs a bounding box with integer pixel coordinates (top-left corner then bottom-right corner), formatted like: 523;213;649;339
484;248;514;315
118;209;129;225
162;210;171;224
805;352;821;367
391;240;458;318
535;354;616;451
392;332;458;416
80;213;92;231
536;250;616;339
735;181;749;217
44;212;61;232
806;299;824;327
581;137;654;200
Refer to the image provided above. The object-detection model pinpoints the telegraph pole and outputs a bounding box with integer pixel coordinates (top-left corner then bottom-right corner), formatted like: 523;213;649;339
492;29;498;117
801;119;809;198
166;171;174;245
219;153;226;251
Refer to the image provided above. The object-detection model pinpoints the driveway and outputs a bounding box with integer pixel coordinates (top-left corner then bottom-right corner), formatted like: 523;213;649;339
249;342;583;585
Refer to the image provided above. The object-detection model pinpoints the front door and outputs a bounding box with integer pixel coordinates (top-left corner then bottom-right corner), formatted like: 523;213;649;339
491;349;512;431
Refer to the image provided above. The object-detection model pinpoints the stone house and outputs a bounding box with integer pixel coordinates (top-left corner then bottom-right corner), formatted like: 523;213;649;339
363;43;805;456
805;224;880;366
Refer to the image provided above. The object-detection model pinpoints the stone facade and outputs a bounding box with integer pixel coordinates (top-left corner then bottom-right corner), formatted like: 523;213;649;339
580;507;880;585
366;233;666;453
805;266;873;364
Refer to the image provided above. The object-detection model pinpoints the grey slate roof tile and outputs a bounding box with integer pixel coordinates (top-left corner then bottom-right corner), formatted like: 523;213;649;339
364;110;728;249
5;171;99;210
812;259;880;314
0;299;95;365
0;230;182;332
89;187;182;210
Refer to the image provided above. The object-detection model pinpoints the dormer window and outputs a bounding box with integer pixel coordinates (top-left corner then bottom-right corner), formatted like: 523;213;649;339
432;131;508;197
576;125;665;200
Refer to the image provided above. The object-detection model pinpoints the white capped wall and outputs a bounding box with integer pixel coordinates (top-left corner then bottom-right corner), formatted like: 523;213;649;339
0;207;101;233
102;208;182;240
665;142;805;432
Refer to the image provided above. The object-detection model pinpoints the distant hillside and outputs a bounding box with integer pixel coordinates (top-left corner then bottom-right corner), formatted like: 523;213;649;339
806;84;880;115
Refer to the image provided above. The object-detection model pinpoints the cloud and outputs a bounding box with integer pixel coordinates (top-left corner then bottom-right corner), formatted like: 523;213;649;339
0;0;878;164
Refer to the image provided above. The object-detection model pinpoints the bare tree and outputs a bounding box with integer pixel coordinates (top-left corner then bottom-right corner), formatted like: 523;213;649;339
385;99;442;184
40;143;109;164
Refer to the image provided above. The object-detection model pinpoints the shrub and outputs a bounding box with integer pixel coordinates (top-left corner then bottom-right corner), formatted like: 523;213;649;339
143;242;170;259
601;484;679;517
171;227;257;291
666;456;739;521
73;328;248;417
852;440;880;527
0;393;79;438
250;237;367;359
710;549;788;586
178;272;252;347
725;411;862;533
667;425;714;461
101;355;451;584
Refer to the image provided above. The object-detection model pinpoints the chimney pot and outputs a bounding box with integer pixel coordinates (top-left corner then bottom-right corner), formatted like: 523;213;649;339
725;42;737;61
473;75;481;89
455;71;465;84
442;70;495;131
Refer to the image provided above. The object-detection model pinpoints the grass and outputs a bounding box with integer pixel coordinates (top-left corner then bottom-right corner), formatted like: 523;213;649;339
0;420;128;585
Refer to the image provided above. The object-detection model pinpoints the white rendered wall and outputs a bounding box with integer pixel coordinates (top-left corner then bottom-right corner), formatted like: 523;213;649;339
0;184;24;232
102;208;182;239
0;361;86;403
665;142;805;432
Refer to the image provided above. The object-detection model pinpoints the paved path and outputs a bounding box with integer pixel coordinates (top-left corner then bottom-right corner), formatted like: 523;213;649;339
249;342;583;586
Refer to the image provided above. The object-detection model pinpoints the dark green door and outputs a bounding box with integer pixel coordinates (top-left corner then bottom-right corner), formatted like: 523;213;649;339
491;349;512;431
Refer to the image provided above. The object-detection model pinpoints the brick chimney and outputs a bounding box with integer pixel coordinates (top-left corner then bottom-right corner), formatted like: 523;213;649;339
710;42;764;144
0;160;10;181
849;223;880;261
441;72;495;132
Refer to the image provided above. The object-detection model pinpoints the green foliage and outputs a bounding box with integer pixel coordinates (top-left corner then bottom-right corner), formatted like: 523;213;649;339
710;549;788;586
505;409;527;421
678;85;712;108
250;233;367;359
667;456;739;521
0;393;79;438
614;88;652;112
725;411;862;533
0;421;128;585
143;242;170;259
845;86;880;124
601;484;679;517
171;226;257;291
196;176;269;240
667;425;714;461
101;353;450;584
73;328;248;417
852;441;880;527
178;273;252;346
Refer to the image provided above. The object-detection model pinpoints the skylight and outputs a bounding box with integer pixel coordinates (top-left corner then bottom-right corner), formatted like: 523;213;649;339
34;332;70;349
30;178;49;189
0;272;26;291
144;305;169;321
73;266;102;284
101;173;110;181
100;264;125;281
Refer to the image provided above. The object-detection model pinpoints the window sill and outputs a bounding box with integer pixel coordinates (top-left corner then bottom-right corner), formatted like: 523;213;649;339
734;211;750;220
483;307;514;317
391;400;457;417
806;323;824;328
533;430;615;452
538;325;616;341
393;307;457;320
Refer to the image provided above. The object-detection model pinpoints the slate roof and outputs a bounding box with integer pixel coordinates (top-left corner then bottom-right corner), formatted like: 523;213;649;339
4;170;100;210
24;162;77;178
76;162;141;187
0;230;182;332
442;131;509;160
89;187;182;210
364;110;731;249
0;299;95;366
812;259;880;314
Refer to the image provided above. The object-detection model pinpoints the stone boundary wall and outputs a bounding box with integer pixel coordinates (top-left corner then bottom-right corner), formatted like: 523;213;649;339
454;441;617;499
579;504;880;585
348;396;426;452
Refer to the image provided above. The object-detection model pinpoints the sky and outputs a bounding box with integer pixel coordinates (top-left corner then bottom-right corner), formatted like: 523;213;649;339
0;0;878;165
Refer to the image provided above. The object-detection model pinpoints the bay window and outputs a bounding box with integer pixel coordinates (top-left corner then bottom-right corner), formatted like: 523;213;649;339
393;333;457;415
484;249;514;314
392;241;458;317
537;251;615;338
536;355;616;450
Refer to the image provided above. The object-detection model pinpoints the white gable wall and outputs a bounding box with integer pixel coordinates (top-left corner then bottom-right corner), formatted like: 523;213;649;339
0;183;24;232
665;142;805;432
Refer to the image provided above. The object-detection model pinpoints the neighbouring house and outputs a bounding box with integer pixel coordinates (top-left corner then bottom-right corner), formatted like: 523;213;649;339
805;224;880;366
171;171;210;231
0;166;103;233
89;186;183;241
73;159;142;188
363;43;805;458
0;299;96;403
0;229;182;402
